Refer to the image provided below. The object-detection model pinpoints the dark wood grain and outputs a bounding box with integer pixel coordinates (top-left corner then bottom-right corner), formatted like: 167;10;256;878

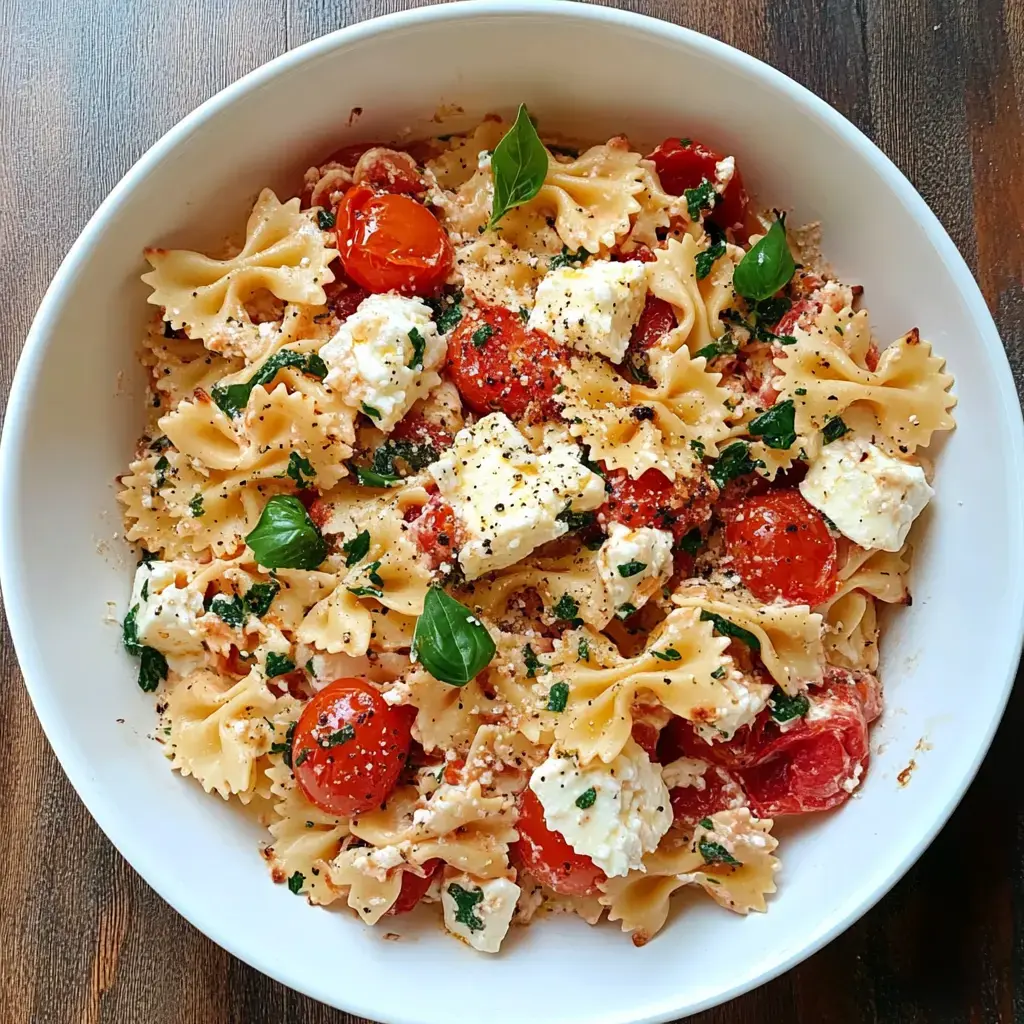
0;0;1021;1021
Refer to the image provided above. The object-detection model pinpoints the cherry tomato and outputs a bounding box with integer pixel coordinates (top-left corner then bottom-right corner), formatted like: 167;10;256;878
631;721;661;761
410;494;462;570
291;677;413;817
646;137;751;241
327;141;389;166
658;713;772;770
336;185;453;296
612;243;658;263
388;860;440;915
322;275;369;321
390;414;454;452
669;765;748;826
446;305;567;421
597;466;717;541
722;489;837;605
512;788;606;897
352;147;426;195
622;296;677;383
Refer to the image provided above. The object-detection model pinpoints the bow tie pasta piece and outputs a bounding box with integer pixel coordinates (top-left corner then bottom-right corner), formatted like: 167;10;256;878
142;189;339;354
144;322;243;411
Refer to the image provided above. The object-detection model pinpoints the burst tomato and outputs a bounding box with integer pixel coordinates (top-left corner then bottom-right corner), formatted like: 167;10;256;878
322;275;369;321
291;677;413;816
352;147;426;195
410;494;461;570
336;185;453;295
446;305;567;421
669;765;748;826
722;488;837;605
388;860;441;915
390;414;454;452
597;466;717;541
512;788;606;897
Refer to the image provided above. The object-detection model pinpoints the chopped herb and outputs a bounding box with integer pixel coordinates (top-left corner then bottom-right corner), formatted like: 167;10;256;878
518;306;530;322
209;593;247;628
523;643;548;678
700;610;761;653
652;648;683;662
137;549;158;567
615;603;638;620
584;534;606;551
123;605;141;655
365;560;384;586
794;387;807;396
350;464;402;488
412;585;496;686
695;240;727;280
552;594;580;622
684;178;717;220
820;511;839;531
680;137;693;147
698;817;714;829
577;638;590;662
617;560;647;578
447;883;485;930
269;720;297;766
189;493;204;517
755;296;792;323
244;580;279;617
548;245;590;271
427;290;464;334
698;838;741;867
471;323;494;348
361;402;382;420
575;787;597;809
408;327;426;369
363;438;440;481
285;451;316;488
287;871;305;893
138;646;167;692
694;337;738;361
546;681;569;712
322;723;356;747
709;441;762;488
822;416;850;445
140;580;149;601
690;439;706;459
732;215;796;301
748;399;797;450
488;104;548;228
211;349;328;417
305;660;314;674
555;504;596;532
678;528;703;557
266;652;296;678
246;495;327;570
153;454;170;488
711;666;727;680
343;530;371;567
768;685;810;723
294;747;311;768
347;585;384;599
316;209;336;230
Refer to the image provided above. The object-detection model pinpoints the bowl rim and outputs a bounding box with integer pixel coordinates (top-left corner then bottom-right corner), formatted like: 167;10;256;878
2;2;1023;1021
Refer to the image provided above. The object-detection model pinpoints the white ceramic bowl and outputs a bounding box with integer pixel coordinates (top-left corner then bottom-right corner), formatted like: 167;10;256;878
2;3;1022;1022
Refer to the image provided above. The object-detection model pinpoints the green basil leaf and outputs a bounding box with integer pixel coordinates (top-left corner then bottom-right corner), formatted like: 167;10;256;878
577;639;590;661
189;493;204;518
822;416;850;445
471;323;494;348
732;216;796;301
123;605;142;656
246;495;327;570
211;349;328;418
343;530;371;567
695;240;727;280
548;245;590;271
244;580;279;617
768;685;810;723
265;652;296;679
427;290;464;334
575;787;597;809
285;451;316;488
677;528;703;557
546;681;569;712
617;560;647;578
694;337;738;362
615;603;638;620
488;104;548;228
709;441;763;488
413;585;496;686
552;594;581;623
209;593;247;628
698;838;741;867
316;209;336;230
651;648;683;662
408;327;427;369
700;610;762;653
347;585;384;599
361;402;382;420
448;882;485;930
371;439;440;477
523;643;549;678
350;464;402;488
287;871;306;893
684;179;717;220
748;399;797;450
138;646;167;692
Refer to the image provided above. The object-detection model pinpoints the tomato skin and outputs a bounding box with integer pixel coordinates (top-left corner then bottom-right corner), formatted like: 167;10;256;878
390;414;454;452
322;275;369;321
631;721;661;761
722;489;838;605
336;186;453;296
410;494;462;570
512;788;606;897
669;765;748;826
446;305;567;421
291;678;413;817
388;860;440;915
352;147;426;196
598;466;717;541
327;141;389;166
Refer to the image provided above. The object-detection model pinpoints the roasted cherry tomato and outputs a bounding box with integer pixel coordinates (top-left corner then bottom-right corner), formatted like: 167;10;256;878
410;494;462;570
390;413;454;452
327;141;389;166
646;137;751;241
722;488;837;605
322;275;369;321
446;305;566;421
388;860;441;915
622;296;677;382
512;788;606;897
597;466;717;541
631;721;661;761
336;185;453;295
352;147;426;195
291;677;413;816
669;765;748;826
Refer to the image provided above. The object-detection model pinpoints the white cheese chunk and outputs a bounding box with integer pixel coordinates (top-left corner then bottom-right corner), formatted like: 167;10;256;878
429;413;606;580
440;872;520;953
597;522;674;617
319;292;445;431
714;155;736;193
528;740;672;878
799;437;933;551
129;561;206;674
528;260;648;363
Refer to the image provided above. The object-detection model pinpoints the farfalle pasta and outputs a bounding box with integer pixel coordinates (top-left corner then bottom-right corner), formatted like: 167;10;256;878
118;109;954;954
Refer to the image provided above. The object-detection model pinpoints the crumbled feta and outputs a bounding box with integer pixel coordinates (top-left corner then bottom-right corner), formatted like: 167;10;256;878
429;413;606;580
528;740;672;877
129;561;206;674
440;873;520;953
351;845;406;881
694;664;772;742
319;292;445;431
661;757;708;791
714;155;736;193
528;260;648;363
597;522;674;617
799;438;933;551
842;761;865;793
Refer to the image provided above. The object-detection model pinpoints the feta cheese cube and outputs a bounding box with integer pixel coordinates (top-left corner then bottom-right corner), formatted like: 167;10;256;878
129;561;206;674
714;155;736;193
799;437;933;551
429;413;606;580
319;292;445;431
440;872;520;953
528;260;648;363
528;740;672;877
597;522;674;617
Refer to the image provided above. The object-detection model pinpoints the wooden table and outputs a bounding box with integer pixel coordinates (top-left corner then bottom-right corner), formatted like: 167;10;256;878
1;1;1021;1021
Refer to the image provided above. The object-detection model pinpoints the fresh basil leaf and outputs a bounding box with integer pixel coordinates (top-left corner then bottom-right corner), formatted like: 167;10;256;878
361;402;382;420
347;585;384;599
546;681;569;712
700;610;761;653
694;337;738;361
153;454;170;489
755;296;792;323
615;603;638;620
211;349;328;418
556;503;596;533
748;399;797;450
413;585;496;686
709;441;762;488
471;323;494;348
343;530;371;567
523;643;549;678
317;209;336;230
123;605;142;656
698;838;741;867
321;723;356;747
408;327;427;369
489;104;548;228
690;439;706;460
371;439;440;477
822;416;850;445
427;290;463;334
617;560;647;578
365;560;384;586
548;245;590;271
270;720;296;766
768;685;810;723
678;528;703;557
189;493;204;517
575;787;597;809
698;816;714;830
209;593;247;628
695;240;727;280
732;216;796;301
577;638;590;662
651;648;683;662
244;580;279;617
287;871;305;893
265;652;296;678
350;464;402;488
518;306;530;323
448;883;485;930
246;495;327;570
684;179;717;220
552;594;580;622
285;451;316;488
138;646;167;692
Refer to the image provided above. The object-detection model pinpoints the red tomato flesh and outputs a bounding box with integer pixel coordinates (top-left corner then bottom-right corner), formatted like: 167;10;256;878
291;677;413;817
597;466;716;542
352;147;425;195
410;494;462;570
446;305;567;421
336;185;453;296
723;489;837;605
387;860;440;915
389;413;454;452
513;788;606;897
669;765;748;827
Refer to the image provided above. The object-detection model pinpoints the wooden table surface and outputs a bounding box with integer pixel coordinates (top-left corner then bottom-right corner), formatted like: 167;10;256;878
1;0;1022;1021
